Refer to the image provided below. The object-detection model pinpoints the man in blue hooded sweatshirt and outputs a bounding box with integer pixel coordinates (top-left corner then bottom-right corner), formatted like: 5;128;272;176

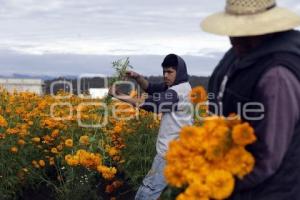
201;0;300;199
108;54;193;199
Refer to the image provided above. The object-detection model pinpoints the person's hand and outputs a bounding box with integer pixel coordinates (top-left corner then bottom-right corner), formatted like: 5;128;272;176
126;71;140;80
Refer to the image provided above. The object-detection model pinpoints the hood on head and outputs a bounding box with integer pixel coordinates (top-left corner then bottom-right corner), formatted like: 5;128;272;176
161;54;189;86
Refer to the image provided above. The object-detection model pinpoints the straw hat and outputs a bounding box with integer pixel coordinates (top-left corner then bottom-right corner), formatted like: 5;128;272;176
201;0;300;36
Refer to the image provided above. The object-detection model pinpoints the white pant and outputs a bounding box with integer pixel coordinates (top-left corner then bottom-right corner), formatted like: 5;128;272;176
135;154;167;200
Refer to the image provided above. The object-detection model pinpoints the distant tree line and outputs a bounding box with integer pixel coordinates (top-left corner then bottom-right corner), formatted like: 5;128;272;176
44;76;210;95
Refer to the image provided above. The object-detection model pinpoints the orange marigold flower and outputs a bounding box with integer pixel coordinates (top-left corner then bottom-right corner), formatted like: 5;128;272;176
51;129;59;138
206;170;235;200
224;146;255;179
164;161;188;188
17;139;26;146
31;137;41;143
97;165;117;180
105;185;114;193
65;154;79;166
79;135;89;145
0;115;8;127
179;126;207;153
10;146;18;153
6;128;18;135
39;160;46;167
71;155;80;166
189;86;207;104
113;125;122;134
108;147;118;157
0;133;5;139
43;135;53;143
232;122;257;146
177;181;210;200
51;147;58;154
65;154;72;160
203;116;227;133
65;139;73;147
32;160;40;168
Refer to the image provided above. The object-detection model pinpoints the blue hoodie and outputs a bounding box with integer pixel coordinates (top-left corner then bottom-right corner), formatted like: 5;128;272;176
140;54;190;113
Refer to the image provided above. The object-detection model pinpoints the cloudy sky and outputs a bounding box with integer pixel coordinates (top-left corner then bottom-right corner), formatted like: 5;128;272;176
0;0;300;77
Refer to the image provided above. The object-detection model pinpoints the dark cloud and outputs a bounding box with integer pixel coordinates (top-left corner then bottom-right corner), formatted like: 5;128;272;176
0;50;223;76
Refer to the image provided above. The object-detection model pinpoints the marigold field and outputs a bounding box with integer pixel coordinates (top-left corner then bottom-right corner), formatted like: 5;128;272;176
0;89;160;200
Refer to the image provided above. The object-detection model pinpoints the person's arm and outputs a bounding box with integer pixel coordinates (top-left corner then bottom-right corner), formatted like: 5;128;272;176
126;71;167;94
235;66;300;191
126;71;149;91
108;86;140;107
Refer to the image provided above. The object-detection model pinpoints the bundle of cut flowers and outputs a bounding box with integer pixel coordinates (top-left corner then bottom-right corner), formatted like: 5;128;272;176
164;86;257;200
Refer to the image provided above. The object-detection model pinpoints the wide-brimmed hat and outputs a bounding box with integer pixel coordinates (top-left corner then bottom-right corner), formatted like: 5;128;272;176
201;0;300;36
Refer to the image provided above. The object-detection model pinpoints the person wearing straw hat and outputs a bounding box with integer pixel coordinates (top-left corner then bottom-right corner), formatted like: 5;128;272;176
201;0;300;199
